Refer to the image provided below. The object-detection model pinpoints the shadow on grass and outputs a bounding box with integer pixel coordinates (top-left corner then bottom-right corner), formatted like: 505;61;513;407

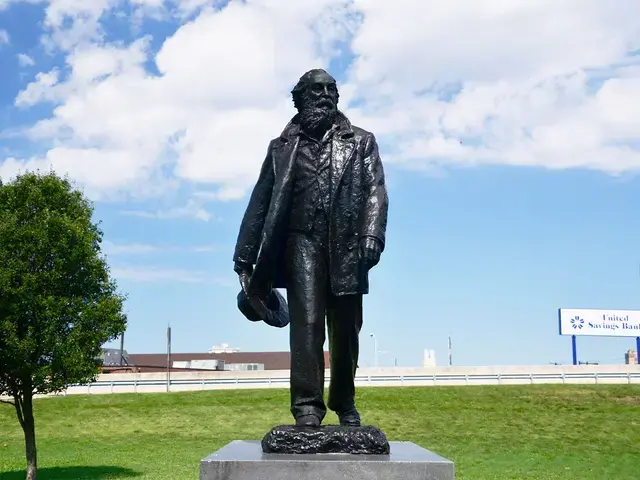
1;466;141;479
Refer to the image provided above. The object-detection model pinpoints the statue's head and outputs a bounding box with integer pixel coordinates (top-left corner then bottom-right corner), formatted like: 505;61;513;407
291;69;339;133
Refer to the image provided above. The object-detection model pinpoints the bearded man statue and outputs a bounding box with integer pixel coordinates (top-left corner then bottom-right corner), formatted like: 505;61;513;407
233;68;388;428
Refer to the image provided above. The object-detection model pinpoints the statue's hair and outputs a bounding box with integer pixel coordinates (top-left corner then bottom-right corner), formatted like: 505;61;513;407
291;68;339;110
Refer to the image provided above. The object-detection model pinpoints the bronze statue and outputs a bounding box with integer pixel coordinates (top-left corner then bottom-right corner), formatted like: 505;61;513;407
233;68;388;429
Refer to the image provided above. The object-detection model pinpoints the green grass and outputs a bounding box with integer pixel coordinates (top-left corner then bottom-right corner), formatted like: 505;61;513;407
1;384;639;479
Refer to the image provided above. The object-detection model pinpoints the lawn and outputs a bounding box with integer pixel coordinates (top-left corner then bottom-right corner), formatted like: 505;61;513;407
1;384;639;479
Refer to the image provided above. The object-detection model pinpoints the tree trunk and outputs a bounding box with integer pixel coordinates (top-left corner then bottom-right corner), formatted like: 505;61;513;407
22;393;38;480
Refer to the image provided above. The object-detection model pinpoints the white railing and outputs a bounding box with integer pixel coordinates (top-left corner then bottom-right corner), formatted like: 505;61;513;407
58;370;640;395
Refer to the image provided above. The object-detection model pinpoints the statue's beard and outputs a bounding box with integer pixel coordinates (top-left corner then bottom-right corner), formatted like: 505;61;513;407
298;98;337;135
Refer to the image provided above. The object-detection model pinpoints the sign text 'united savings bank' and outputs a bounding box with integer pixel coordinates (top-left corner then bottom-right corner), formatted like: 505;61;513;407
558;309;640;337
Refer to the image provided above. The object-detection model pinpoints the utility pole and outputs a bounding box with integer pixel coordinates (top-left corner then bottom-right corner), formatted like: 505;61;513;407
448;336;452;366
166;324;172;392
119;332;125;366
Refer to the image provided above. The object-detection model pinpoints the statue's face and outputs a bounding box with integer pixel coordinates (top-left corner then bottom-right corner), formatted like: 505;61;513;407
304;71;338;111
294;69;339;134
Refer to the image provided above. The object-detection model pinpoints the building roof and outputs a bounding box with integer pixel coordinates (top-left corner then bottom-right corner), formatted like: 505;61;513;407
126;351;331;372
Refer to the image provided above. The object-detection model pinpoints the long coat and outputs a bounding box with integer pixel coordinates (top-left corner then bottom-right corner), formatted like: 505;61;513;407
233;112;388;297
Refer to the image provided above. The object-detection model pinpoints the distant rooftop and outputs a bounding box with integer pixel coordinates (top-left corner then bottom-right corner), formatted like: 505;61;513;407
127;351;331;372
208;343;240;353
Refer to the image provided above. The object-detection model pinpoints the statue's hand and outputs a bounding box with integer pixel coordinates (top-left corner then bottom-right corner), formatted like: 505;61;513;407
234;261;253;278
234;261;254;293
359;236;381;269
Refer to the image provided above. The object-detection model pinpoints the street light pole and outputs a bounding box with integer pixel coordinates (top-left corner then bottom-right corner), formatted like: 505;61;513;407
370;333;378;367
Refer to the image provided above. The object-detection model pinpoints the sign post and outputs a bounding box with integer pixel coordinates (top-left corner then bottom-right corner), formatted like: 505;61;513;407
559;308;640;364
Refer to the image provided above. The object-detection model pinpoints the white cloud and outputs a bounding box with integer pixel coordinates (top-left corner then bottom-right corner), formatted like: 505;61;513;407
111;265;234;284
0;146;165;200
120;197;215;222
129;0;219;20
40;0;151;52
111;266;209;283
129;0;164;9
14;70;60;107
4;0;348;201
192;187;246;202
349;0;640;87
4;0;640;205
172;0;219;16
191;244;223;252
342;0;640;173
103;240;224;254
0;29;9;45
17;53;35;66
103;241;164;255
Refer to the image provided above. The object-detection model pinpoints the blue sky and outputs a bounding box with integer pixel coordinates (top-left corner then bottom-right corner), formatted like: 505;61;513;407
2;0;640;367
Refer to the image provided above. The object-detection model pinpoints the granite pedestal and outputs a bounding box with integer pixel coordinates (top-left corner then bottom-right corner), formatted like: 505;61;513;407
200;440;454;480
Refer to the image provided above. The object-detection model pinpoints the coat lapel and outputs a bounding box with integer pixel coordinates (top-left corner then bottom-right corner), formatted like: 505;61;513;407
271;116;301;190
272;136;298;184
249;135;298;296
275;111;355;202
267;134;298;238
331;133;355;199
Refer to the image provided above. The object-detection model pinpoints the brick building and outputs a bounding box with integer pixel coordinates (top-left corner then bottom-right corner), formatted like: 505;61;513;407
122;351;331;373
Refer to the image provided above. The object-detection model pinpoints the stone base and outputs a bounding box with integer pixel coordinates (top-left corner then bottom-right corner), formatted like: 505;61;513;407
200;440;455;480
261;425;390;454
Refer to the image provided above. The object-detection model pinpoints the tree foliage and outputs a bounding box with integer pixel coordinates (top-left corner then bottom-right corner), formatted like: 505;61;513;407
0;171;127;479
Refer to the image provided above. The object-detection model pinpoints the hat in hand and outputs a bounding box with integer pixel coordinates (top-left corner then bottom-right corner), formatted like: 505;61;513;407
236;274;290;328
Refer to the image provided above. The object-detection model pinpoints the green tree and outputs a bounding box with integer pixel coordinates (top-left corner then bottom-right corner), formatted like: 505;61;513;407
0;171;127;480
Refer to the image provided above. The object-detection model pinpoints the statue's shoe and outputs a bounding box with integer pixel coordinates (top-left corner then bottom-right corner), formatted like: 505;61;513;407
295;414;321;427
338;407;361;426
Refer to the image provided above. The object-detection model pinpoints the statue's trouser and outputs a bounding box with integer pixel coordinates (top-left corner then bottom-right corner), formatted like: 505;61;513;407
284;216;362;423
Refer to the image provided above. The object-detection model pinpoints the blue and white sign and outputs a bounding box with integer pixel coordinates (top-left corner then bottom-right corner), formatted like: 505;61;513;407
559;308;640;337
